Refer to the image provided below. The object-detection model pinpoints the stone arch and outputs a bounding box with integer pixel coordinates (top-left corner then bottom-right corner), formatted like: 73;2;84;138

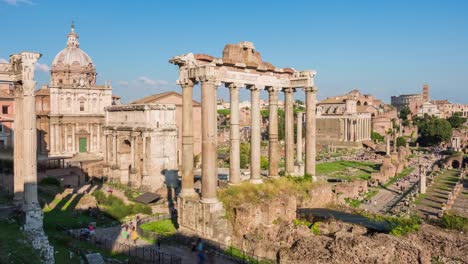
357;101;362;106
452;160;460;169
364;101;368;105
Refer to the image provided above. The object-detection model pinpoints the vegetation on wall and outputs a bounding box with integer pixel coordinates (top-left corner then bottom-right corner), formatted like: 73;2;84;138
371;131;385;142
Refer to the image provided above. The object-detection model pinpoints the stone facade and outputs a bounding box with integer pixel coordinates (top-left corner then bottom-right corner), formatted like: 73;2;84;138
104;104;178;191
48;25;112;159
391;84;428;116
131;91;202;167
317;92;372;148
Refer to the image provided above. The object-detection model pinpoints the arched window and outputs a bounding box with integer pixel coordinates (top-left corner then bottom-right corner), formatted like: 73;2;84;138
80;101;85;111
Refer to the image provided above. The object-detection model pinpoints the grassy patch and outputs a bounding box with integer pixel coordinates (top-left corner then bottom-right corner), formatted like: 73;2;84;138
440;214;468;231
361;212;422;236
316;161;380;180
226;246;272;264
0;220;41;264
92;190;151;220
106;182;142;201
345;198;362;208
140;219;176;236
219;175;323;222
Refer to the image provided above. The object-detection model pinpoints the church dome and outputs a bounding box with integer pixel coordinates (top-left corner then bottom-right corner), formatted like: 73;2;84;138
50;23;97;87
51;23;93;67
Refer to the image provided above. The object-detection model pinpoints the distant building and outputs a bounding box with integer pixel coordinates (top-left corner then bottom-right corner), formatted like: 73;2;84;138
391;84;429;116
0;82;14;149
317;90;373;148
417;101;441;118
48;24;113;159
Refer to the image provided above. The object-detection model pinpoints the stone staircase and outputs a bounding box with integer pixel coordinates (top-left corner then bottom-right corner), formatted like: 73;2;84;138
451;178;468;217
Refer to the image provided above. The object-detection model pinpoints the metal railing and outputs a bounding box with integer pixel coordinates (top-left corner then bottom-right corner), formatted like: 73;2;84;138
90;237;182;264
135;215;273;264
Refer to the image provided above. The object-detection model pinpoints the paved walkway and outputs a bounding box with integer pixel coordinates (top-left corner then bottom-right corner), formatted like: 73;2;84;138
360;156;435;214
92;226;236;264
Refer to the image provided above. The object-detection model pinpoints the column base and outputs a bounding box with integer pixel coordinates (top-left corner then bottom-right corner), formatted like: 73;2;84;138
251;178;263;184
179;188;199;198
23;203;43;232
228;181;241;186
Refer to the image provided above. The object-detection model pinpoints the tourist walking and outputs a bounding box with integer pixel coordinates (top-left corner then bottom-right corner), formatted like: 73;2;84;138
131;227;139;245
121;226;129;243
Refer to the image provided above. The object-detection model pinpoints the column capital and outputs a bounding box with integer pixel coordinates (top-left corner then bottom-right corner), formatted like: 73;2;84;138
266;86;280;94
246;84;261;91
282;87;296;93
304;86;318;93
180;79;197;88
225;82;243;90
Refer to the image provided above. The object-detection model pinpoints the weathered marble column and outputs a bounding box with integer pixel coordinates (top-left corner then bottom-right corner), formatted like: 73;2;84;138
419;165;426;194
304;87;317;177
20;52;43;231
249;85;262;183
112;131;118;166
141;133;148;177
200;77;218;204
13;84;24;202
350;119;355;142
386;135;391;155
72;124;76;153
130;132;136;173
296;112;303;163
284;87;295;175
267;87;279;178
180;81;197;197
104;133;109;163
228;83;241;185
344;118;348;141
64;124;68;151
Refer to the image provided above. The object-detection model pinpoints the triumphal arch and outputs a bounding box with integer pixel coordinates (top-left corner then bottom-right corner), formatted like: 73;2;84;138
170;42;317;242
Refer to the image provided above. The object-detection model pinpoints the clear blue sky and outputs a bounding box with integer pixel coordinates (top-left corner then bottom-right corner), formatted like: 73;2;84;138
1;0;467;104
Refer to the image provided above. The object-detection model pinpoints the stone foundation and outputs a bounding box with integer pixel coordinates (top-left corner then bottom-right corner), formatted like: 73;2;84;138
177;197;232;245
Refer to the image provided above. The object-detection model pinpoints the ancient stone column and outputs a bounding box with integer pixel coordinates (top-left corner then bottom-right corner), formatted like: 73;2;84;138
344;118;348;141
72;124;76;153
64;124;68;151
249;85;262;183
228;83;241;185
386;135;391;155
284;87;295;175
13;84;24;203
141;133;148;177
104;133;109;163
112;131;118;166
267;87;279;178
419;165;426;194
180;81;197;197
296;112;303;163
304;87;317;177
130;132;136;173
19;52;43;231
200;77;218;204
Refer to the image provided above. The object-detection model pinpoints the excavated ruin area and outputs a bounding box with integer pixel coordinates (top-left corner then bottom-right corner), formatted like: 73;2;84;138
236;220;467;264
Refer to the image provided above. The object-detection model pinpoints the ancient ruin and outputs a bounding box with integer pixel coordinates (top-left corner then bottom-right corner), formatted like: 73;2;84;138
0;52;54;263
170;41;317;242
103;104;178;191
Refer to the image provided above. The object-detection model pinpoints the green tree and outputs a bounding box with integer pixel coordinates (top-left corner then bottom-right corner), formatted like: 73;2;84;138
416;116;452;146
399;107;411;120
447;112;467;128
217;109;230;116
260;156;269;170
371;131;385;142
396;136;407;147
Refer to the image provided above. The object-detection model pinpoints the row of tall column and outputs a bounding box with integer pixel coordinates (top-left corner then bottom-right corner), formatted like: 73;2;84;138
179;79;317;204
342;117;371;142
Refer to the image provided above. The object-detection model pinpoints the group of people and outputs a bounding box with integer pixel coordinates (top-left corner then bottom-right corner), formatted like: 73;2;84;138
79;223;95;240
121;221;139;245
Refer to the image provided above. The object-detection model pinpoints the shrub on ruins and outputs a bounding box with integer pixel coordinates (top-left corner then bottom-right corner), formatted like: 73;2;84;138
441;214;468;231
240;143;250;169
217;109;230;116
396;136;407;147
371;131;385;142
447;112;467;128
387;215;422;236
414;115;452;146
40;177;61;186
260;156;269;170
